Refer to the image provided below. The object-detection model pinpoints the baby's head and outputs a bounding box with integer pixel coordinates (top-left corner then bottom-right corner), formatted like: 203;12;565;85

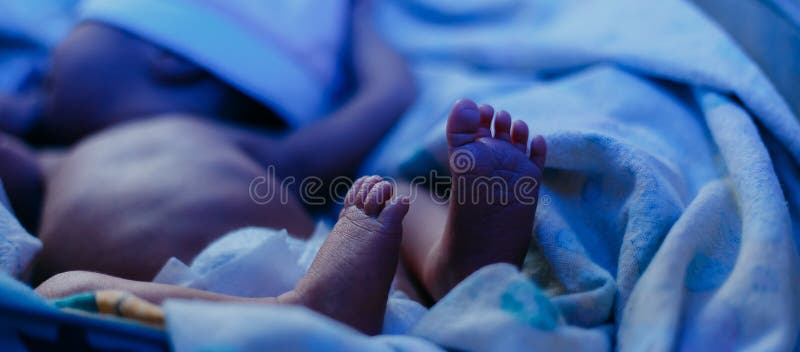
40;0;347;143
42;22;275;143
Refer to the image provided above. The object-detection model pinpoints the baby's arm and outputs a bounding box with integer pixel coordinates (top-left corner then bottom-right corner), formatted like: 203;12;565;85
237;4;415;188
36;270;279;305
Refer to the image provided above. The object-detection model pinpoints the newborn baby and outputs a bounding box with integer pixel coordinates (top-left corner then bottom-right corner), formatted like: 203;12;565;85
37;99;548;334
0;1;414;281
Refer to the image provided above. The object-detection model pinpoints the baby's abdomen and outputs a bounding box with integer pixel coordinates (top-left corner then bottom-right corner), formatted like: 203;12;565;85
35;117;313;281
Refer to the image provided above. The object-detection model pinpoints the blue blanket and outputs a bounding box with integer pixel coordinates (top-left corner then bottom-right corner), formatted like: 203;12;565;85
357;0;800;350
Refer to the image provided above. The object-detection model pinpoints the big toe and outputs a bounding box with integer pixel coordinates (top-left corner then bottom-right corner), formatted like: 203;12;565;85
446;99;482;148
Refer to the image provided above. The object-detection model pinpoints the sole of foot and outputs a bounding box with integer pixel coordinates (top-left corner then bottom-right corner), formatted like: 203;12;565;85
423;99;546;300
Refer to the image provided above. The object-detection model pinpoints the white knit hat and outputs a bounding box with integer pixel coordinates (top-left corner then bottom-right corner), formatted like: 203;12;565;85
79;0;347;127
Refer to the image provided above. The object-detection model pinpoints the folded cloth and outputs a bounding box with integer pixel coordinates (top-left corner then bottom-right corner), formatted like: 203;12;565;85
164;300;442;352
0;180;41;279
163;264;578;352
154;223;329;297
79;0;348;127
411;264;608;352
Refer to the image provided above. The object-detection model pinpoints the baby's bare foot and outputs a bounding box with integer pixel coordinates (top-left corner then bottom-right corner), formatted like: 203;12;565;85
280;176;409;335
423;99;547;300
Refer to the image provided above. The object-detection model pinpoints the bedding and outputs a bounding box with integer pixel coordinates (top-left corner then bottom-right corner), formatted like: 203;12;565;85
153;223;329;298
692;0;800;118
359;0;800;349
1;0;798;350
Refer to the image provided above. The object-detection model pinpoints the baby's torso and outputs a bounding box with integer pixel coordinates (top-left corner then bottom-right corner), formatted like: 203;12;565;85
35;116;308;279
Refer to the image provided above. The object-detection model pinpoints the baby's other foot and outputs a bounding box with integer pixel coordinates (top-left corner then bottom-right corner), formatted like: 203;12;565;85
424;99;547;299
282;176;409;335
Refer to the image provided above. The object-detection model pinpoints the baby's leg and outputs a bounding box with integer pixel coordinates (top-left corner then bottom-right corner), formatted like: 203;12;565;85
0;132;44;232
282;176;409;334
38;176;410;335
401;100;547;301
393;181;447;304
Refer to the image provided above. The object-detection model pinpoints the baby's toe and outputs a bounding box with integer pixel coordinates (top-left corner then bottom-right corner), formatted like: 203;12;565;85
493;110;512;142
364;181;393;217
477;104;494;139
511;120;529;153
344;177;368;208
355;176;382;209
530;135;547;169
446;99;482;148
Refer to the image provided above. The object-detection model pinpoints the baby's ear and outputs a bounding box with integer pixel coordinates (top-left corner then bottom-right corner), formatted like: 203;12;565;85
149;49;207;84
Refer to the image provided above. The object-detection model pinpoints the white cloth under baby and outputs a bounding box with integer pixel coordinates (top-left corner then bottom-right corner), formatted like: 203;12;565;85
163;263;604;351
153;222;428;334
154;223;328;297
